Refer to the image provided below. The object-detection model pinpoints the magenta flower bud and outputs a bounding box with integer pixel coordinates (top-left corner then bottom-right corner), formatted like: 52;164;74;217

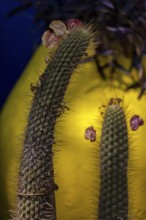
66;19;83;30
85;126;96;142
130;115;144;131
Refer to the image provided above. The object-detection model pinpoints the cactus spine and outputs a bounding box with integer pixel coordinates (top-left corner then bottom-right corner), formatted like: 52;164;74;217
14;27;91;219
98;104;129;220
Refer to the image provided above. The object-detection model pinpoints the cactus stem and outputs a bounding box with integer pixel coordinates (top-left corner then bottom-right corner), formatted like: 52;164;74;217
13;24;93;220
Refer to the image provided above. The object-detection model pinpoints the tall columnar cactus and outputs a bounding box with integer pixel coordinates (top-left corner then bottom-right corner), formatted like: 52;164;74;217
98;102;128;220
14;26;92;219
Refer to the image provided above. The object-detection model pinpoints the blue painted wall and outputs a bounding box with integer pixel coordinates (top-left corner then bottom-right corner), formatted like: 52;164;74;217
0;1;43;108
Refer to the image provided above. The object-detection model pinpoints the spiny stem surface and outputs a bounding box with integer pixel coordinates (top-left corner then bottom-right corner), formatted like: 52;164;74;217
15;27;91;220
99;104;129;220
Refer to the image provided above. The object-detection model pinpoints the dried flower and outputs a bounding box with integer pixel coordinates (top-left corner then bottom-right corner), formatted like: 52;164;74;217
41;30;60;48
108;98;122;105
42;19;83;49
130;115;144;131
49;20;67;36
85;126;96;142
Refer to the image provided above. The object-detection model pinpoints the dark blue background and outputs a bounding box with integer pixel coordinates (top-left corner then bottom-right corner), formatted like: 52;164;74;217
0;1;43;108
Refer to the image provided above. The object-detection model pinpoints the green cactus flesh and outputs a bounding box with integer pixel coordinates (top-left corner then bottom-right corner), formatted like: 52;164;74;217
14;27;91;219
98;104;129;220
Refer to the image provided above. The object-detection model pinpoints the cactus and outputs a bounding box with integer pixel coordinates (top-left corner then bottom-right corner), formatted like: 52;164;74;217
14;26;92;219
98;102;129;220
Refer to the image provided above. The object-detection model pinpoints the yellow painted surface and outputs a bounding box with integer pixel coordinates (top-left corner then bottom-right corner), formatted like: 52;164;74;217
1;45;146;219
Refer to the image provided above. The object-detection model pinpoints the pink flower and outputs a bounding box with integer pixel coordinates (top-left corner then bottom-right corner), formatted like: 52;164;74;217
85;126;96;142
66;19;83;30
130;115;144;131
